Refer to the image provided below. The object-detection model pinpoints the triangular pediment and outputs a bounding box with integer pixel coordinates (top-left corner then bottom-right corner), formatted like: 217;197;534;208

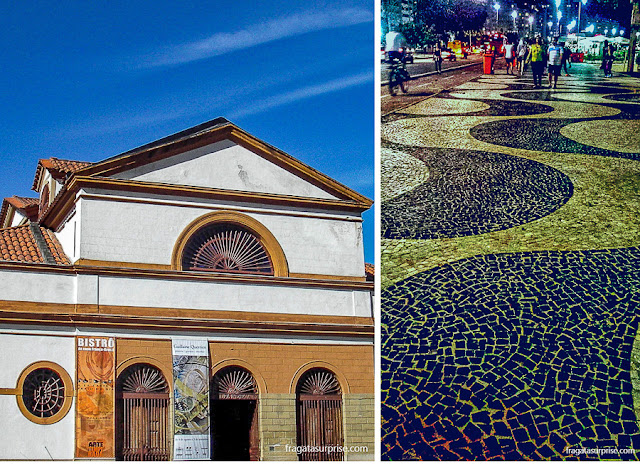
74;118;370;204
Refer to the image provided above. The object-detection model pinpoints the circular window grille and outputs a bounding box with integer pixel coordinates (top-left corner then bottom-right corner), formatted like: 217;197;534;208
121;364;168;394
22;368;65;418
297;369;342;396
181;224;274;275
212;366;258;399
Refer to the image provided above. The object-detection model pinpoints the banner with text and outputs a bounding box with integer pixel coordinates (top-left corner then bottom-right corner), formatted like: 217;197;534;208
76;336;116;458
172;338;210;460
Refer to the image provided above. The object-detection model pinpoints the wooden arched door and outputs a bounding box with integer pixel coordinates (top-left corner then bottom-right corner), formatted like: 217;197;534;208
116;364;170;461
211;366;260;461
296;369;344;461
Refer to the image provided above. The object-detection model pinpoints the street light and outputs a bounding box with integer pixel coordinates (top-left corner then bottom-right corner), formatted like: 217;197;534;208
494;3;501;24
511;10;518;31
528;15;534;35
612;27;617;35
605;28;609;36
620;29;625;36
556;10;562;34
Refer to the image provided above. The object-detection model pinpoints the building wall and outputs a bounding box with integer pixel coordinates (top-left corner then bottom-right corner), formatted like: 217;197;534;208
0;333;76;460
209;341;375;461
76;195;365;277
0;267;372;319
112;141;339;201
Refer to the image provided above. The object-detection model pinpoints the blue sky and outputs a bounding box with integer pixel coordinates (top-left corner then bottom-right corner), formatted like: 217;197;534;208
0;1;374;262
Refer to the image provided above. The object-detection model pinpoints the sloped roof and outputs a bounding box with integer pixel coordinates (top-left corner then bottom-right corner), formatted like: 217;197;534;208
32;157;94;190
0;196;40;225
365;263;374;282
0;224;69;265
71;117;372;206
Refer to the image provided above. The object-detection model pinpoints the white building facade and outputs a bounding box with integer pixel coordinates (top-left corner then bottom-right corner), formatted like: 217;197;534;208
0;118;374;461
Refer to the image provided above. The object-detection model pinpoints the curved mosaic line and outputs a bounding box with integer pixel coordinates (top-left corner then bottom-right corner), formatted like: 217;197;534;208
605;93;640;102
399;98;555;118
382;247;640;460
470;118;640;160
381;145;573;240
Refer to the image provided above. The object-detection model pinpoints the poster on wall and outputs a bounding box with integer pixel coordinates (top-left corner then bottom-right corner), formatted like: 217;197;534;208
172;338;210;460
76;336;116;458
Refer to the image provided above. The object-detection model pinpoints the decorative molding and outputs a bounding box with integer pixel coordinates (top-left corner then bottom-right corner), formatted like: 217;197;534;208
0;261;373;290
74;259;365;282
43;176;371;231
75;259;171;271
0;299;373;327
0;309;374;338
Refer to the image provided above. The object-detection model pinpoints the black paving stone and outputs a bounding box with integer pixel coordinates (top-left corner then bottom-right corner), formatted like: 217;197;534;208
381;247;640;460
382;144;573;239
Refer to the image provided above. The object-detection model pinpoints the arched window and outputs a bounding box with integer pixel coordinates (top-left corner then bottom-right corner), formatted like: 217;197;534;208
172;211;289;277
116;364;170;461
296;369;344;461
182;223;273;275
211;366;260;460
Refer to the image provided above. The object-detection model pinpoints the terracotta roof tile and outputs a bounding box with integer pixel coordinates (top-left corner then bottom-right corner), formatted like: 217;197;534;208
41;228;71;265
32;157;94;190
6;196;39;209
365;263;374;282
0;225;43;263
0;224;69;265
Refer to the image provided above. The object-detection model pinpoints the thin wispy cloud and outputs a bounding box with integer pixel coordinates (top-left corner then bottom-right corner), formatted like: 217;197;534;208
136;8;373;69
227;71;372;119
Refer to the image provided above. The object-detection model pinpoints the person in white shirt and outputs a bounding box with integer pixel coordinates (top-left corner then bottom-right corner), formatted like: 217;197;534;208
517;38;529;74
547;37;563;89
504;37;516;75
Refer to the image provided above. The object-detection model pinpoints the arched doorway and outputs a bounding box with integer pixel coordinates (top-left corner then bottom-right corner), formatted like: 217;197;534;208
116;364;170;461
296;368;344;461
211;366;260;461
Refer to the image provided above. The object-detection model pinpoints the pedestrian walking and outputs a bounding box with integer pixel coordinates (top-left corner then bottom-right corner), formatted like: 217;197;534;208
561;42;572;76
602;40;614;77
504;37;516;75
527;37;546;88
547;37;563;89
517;38;529;74
434;42;443;74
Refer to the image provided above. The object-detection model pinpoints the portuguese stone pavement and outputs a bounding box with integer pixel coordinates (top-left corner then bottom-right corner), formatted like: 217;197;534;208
381;64;640;460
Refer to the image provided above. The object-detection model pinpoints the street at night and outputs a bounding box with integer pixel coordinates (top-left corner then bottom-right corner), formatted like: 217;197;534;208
381;57;640;459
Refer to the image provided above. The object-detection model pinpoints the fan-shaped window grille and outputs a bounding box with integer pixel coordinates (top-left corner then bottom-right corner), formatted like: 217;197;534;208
22;367;65;418
181;224;274;275
297;369;342;396
212;366;259;400
121;364;168;394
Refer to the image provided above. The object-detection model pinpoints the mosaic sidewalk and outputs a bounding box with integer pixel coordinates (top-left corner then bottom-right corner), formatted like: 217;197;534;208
381;64;640;460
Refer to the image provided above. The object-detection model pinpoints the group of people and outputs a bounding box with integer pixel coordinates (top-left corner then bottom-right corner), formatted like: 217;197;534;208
498;36;617;87
498;36;573;88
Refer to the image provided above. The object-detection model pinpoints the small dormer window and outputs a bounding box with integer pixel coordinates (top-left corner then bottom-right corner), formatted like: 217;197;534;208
181;223;274;275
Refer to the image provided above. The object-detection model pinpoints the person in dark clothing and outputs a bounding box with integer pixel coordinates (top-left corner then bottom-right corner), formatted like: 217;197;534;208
602;40;614;77
434;42;443;74
560;42;572;76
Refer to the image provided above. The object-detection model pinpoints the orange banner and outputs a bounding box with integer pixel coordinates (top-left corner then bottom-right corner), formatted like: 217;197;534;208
76;336;116;458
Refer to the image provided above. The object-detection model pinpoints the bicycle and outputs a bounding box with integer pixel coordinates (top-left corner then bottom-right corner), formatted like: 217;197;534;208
388;59;410;96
